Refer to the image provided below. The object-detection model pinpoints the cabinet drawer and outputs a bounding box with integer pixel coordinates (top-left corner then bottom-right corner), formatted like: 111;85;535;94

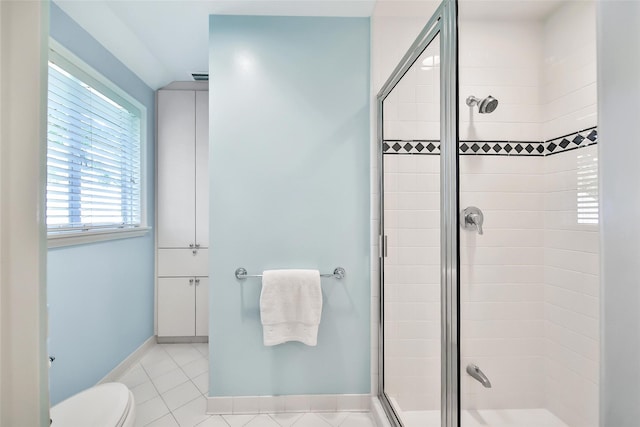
157;248;209;276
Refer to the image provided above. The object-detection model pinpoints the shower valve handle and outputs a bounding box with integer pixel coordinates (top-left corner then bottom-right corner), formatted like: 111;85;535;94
462;206;484;235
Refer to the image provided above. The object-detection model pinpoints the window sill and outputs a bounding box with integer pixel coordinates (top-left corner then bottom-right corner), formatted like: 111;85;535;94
48;227;151;249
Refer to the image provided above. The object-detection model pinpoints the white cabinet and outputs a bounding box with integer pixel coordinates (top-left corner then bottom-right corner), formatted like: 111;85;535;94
157;90;209;249
156;88;209;339
157;277;208;337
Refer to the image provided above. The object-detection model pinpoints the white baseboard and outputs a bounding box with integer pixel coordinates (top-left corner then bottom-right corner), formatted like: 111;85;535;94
97;336;156;385
207;394;371;415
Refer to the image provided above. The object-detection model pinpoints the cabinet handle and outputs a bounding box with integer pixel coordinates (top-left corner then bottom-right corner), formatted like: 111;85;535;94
192;249;198;255
195;243;201;249
195;278;200;286
189;279;194;286
189;243;194;249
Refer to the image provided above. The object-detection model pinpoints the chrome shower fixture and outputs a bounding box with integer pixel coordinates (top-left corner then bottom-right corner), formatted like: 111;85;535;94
466;95;499;114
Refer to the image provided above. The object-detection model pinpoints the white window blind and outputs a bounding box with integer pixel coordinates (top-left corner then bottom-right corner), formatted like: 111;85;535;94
577;151;599;224
47;53;143;235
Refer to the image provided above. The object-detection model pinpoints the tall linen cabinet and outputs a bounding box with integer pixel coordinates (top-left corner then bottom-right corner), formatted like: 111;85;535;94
156;87;209;341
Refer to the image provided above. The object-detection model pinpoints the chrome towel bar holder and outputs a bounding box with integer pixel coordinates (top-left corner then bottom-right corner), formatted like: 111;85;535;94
235;267;346;280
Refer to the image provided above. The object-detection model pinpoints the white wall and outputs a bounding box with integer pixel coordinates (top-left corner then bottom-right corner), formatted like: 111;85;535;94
541;4;599;426
383;154;441;411
459;20;542;142
597;1;640;425
542;2;597;141
543;146;599;427
459;155;545;410
0;1;49;425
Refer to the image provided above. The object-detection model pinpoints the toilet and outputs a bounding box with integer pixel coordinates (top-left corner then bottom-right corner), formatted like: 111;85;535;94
50;382;135;427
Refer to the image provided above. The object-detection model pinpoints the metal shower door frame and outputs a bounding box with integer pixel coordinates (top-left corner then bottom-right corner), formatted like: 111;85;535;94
376;1;459;426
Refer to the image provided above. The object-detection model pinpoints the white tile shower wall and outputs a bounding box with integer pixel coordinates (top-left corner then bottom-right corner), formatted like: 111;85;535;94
382;20;543;142
543;145;599;427
459;155;546;410
541;2;597;141
458;20;542;141
383;154;441;411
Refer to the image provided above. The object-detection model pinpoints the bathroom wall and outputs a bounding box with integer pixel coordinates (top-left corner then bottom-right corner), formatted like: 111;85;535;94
458;20;542;142
598;2;640;424
459;154;546;410
208;15;370;397
48;3;155;405
542;3;599;426
541;2;597;141
383;154;441;411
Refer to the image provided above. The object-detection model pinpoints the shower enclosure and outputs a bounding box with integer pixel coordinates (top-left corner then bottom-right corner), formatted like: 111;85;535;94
377;1;599;426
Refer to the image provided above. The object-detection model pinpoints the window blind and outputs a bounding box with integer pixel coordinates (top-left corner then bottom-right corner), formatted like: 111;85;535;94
46;61;142;233
577;151;599;225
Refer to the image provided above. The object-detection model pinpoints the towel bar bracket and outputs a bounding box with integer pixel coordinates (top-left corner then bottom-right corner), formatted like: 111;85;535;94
235;267;346;280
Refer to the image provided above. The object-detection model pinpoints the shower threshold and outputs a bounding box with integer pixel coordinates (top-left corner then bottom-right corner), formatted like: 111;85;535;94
400;408;569;427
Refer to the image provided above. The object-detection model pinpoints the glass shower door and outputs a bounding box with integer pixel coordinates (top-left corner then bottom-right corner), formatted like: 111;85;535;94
379;29;443;427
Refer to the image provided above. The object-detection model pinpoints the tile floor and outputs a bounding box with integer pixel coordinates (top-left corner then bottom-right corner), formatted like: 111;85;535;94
116;343;375;427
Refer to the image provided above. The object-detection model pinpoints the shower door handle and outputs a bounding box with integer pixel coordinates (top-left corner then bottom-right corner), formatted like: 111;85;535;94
462;206;484;235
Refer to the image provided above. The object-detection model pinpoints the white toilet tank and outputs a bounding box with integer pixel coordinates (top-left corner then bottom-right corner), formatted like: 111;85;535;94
50;382;135;427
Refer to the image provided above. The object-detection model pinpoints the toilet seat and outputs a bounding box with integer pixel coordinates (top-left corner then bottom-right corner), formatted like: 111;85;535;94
51;382;135;427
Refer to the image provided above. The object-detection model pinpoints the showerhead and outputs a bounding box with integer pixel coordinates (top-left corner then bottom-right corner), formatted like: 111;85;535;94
466;95;499;114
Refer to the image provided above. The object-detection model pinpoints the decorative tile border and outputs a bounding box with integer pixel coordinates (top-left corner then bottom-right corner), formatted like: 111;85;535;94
207;394;371;415
545;126;598;155
383;127;598;157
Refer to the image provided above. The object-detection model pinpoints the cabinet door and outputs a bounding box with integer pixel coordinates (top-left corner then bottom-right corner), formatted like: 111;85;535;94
157;278;195;337
195;277;209;337
195;91;209;248
157;90;196;248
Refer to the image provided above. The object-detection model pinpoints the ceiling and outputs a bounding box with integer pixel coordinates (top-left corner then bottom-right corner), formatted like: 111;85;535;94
54;0;565;90
54;0;377;89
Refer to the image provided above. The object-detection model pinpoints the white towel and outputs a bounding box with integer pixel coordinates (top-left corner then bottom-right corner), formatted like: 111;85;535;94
260;269;322;346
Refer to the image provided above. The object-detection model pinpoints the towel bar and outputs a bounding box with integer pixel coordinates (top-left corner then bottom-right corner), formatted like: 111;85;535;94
235;267;346;280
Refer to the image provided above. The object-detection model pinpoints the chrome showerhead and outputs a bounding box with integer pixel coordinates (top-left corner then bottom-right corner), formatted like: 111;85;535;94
466;95;499;114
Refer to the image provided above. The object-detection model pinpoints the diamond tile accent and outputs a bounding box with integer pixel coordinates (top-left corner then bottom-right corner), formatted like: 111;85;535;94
381;127;598;157
544;127;598;155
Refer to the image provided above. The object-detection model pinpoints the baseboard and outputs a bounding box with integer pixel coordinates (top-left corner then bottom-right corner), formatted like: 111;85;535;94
97;336;156;385
157;336;208;344
207;394;370;415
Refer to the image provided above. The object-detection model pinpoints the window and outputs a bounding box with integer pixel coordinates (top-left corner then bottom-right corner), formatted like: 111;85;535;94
577;150;599;224
47;42;147;246
46;43;146;246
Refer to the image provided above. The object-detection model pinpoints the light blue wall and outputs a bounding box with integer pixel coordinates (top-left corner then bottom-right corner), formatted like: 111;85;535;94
209;15;370;396
48;3;155;405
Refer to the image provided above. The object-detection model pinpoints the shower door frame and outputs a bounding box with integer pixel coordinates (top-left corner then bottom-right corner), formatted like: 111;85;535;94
376;1;460;427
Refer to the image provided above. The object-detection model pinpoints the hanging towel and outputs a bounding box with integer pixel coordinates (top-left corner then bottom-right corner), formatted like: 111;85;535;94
260;269;322;346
